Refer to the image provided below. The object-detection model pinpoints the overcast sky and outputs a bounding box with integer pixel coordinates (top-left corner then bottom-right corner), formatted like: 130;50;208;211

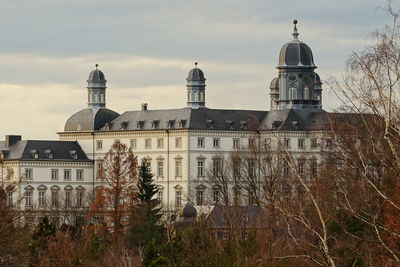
0;0;396;139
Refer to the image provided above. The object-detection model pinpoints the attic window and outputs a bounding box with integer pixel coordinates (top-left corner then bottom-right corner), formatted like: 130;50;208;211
136;121;145;129
44;149;53;159
151;120;160;129
120;121;129;130
225;120;234;129
179;120;186;128
291;121;299;129
30;150;39;159
206;120;214;128
105;122;112;130
167;120;175;128
69;150;78;160
272;121;282;130
240;121;247;129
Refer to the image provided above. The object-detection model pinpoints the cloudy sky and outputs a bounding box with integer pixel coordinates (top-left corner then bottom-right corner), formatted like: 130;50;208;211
0;0;396;139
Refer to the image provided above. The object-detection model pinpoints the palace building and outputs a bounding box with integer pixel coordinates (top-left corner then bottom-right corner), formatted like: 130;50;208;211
0;21;341;214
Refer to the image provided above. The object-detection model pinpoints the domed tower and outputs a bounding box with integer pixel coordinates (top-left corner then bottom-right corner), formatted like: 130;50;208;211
269;20;323;110
63;65;119;132
186;62;206;109
87;64;107;109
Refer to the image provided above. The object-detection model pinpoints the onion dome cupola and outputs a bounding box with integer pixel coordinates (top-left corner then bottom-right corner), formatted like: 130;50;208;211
186;62;206;109
64;65;119;132
87;64;107;109
269;20;323;111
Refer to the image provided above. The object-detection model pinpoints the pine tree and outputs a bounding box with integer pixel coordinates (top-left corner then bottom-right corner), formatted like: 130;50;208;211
129;160;163;249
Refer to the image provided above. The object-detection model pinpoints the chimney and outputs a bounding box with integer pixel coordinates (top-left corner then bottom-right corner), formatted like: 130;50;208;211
5;135;21;147
141;103;148;111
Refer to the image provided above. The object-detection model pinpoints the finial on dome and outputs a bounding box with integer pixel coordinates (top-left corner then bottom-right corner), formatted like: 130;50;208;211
95;64;98;70
292;19;299;40
194;62;198;68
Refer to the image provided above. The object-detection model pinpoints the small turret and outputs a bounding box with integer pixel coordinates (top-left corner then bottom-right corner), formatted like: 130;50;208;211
186;62;206;109
87;64;107;109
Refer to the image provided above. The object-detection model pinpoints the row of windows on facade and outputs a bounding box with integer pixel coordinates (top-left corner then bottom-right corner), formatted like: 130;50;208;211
105;119;187;131
6;189;85;209
24;169;84;181
96;137;332;151
120;156;318;181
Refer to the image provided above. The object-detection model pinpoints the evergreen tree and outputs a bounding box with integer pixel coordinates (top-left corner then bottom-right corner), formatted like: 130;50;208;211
29;216;56;265
129;160;163;249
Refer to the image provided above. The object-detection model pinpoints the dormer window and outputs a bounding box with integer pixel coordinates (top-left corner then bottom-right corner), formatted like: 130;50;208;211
137;121;144;129
44;149;53;159
30;150;39;159
240;121;247;129
272;121;282;130
120;121;129;130
69;150;78;160
167;120;175;128
291;121;299;129
226;120;234;129
105;122;112;130
206;120;214;128
151;120;160;129
178;120;186;128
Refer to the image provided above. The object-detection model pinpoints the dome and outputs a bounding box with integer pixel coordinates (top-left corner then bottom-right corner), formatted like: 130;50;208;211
187;63;206;81
87;65;106;83
64;108;119;132
279;41;315;67
182;203;197;218
278;20;315;68
269;77;279;89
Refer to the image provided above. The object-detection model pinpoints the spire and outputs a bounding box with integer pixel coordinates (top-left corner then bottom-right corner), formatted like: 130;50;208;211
292;19;299;40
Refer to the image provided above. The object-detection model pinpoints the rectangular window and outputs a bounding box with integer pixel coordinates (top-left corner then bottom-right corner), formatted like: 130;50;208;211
326;138;332;149
176;191;182;207
51;191;58;207
197;160;204;177
311;161;318;176
248;138;255;148
76;191;83;207
249;161;255;178
7;191;13;207
298;139;305;148
25;191;32;207
76;169;84;181
38;191;45;207
233;138;240;149
51;169;59;180
197;137;205;148
213;188;220;205
298;162;304;175
175;160;182;177
25;169;33;180
145;160;152;173
284;138;290;149
213;159;220;177
175;137;182;148
283;163;289;176
97;162;103;179
311;138;318;148
213;138;220;148
157;161;164;177
157;191;163;205
64;169;71;181
157;138;164;149
65;191;71;207
96;140;103;150
130;139;137;149
145;138;152;149
196;190;204;206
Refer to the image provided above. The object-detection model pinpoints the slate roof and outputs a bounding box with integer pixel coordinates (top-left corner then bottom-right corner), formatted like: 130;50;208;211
0;140;90;161
97;108;268;132
88;69;106;82
64;108;120;132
